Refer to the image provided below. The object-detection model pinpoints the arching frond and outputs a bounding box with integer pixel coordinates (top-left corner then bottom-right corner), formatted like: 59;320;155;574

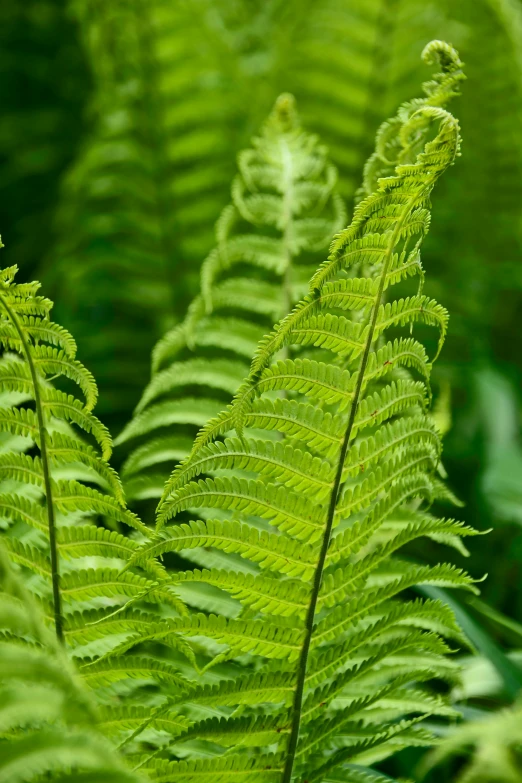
121;41;477;781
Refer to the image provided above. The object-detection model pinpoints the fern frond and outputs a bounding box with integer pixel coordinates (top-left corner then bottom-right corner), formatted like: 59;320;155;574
130;518;317;580
79;655;190;691
97;703;190;741
0;253;175;671
139;753;283;782
131;41;473;781
48;0;253;422
170;567;309;618
119;94;344;513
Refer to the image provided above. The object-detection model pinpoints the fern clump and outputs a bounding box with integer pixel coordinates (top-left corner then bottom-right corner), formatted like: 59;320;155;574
113;41;480;781
48;0;247;420
117;93;344;507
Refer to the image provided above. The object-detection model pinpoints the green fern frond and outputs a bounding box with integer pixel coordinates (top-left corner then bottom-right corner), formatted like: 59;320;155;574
44;0;522;477
118;93;344;512
0;255;173;656
138;753;283;782
127;41;474;781
131;518;317;580
79;655;191;691
97;703;190;741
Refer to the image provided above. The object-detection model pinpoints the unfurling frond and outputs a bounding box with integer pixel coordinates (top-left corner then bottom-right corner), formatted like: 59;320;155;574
117;94;344;511
124;41;476;782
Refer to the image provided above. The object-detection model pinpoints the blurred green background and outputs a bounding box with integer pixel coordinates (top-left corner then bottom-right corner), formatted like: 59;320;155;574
1;1;522;777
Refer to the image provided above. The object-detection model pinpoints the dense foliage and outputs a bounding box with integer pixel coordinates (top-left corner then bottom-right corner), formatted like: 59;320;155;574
1;1;522;782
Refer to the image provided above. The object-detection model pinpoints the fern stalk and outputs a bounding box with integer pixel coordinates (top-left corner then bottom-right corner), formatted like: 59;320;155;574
0;286;63;640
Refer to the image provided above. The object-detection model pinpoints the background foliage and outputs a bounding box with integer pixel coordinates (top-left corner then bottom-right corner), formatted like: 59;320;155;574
1;0;522;780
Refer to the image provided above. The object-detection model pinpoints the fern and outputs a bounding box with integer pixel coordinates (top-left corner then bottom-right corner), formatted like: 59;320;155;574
0;544;145;783
116;93;344;508
0;258;201;754
0;253;177;646
2;4;522;779
0;1;88;278
419;617;522;783
281;0;459;202
118;41;479;781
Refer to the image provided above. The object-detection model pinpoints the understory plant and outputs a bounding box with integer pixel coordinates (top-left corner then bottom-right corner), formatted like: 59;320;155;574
37;0;522;442
0;36;495;783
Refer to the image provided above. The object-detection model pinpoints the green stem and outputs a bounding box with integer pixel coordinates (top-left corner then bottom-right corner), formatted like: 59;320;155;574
0;292;63;642
281;193;423;782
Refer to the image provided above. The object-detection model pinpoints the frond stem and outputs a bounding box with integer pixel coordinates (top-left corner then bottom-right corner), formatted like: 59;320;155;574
0;292;63;642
